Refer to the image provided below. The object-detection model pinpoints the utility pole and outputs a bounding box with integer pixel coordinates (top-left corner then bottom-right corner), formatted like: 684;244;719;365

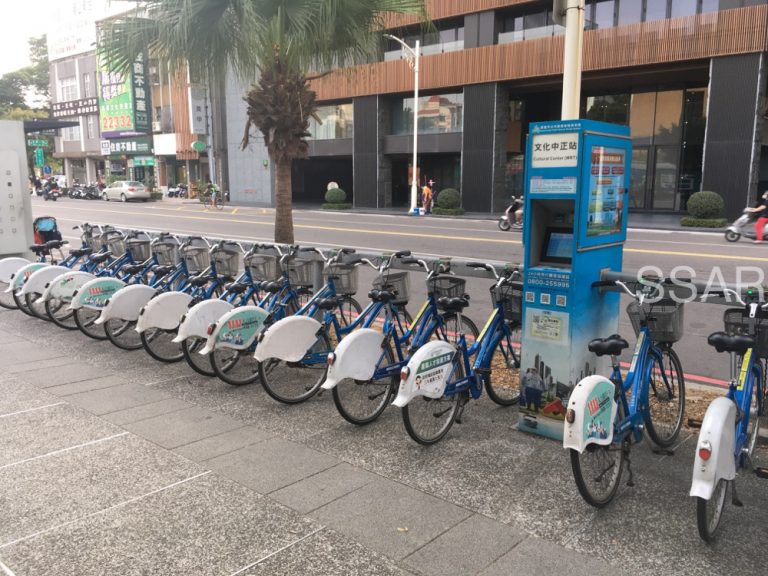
554;0;585;120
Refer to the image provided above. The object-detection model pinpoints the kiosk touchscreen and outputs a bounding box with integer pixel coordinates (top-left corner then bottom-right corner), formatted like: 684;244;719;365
518;120;631;440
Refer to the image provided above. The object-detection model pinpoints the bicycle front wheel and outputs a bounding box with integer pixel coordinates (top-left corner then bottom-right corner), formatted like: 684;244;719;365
696;479;728;543
141;328;184;363
74;308;108;340
570;400;626;508
485;323;522;406
258;332;331;404
645;346;685;448
104;318;143;350
332;342;397;425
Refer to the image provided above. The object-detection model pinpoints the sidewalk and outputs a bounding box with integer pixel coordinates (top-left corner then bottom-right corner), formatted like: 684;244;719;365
1;308;765;575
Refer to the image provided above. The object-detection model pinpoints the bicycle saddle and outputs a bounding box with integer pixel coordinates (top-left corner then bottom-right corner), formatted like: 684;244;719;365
151;265;174;277
437;296;470;313
121;264;145;276
188;275;213;287
368;289;396;303
70;247;93;258
317;296;343;310
262;281;283;293
90;251;112;264
707;331;755;355
588;335;629;357
29;244;49;255
224;282;249;294
44;240;68;250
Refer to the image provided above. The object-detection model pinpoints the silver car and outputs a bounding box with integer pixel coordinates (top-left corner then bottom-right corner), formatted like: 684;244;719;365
102;181;150;202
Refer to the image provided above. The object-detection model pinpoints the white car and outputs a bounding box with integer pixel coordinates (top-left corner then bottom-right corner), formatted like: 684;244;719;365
102;181;150;202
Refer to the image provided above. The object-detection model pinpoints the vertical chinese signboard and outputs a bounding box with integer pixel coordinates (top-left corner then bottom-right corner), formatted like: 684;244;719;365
98;54;151;138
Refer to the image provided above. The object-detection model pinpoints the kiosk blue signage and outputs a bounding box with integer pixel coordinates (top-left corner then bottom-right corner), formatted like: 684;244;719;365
519;120;631;441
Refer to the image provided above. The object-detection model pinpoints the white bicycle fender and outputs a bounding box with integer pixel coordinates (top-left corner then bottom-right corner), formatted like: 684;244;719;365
136;291;192;333
173;299;234;343
96;284;157;324
0;257;30;283
200;306;269;354
20;266;69;296
253;315;323;363
69;277;126;310
690;396;737;500
392;340;457;408
7;262;49;293
322;328;385;390
563;375;617;453
39;271;95;304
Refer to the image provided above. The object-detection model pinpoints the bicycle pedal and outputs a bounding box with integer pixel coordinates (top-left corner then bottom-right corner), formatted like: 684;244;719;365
687;418;702;429
756;467;768;479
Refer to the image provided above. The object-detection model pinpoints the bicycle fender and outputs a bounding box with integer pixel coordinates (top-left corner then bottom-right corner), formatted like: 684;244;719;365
136;291;192;333
322;328;385;390
8;262;49;293
200;305;269;354
173;299;234;343
253;315;323;363
39;271;95;305
392;340;457;408
96;284;157;324
69;277;126;311
690;397;737;500
0;257;30;283
563;375;617;453
20;265;69;296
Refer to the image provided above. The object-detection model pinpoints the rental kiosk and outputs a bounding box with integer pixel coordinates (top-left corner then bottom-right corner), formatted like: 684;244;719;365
518;119;631;440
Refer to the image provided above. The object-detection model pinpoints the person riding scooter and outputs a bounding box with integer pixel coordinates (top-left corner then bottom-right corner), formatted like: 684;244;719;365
498;196;524;231
749;190;768;243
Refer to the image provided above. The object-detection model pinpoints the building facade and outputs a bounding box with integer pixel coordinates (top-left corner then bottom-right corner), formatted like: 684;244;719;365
304;0;768;218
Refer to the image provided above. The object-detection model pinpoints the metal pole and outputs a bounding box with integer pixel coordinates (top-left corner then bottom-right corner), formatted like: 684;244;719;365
410;40;420;215
561;0;585;120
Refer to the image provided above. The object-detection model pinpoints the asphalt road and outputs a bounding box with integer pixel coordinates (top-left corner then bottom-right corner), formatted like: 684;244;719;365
31;195;767;384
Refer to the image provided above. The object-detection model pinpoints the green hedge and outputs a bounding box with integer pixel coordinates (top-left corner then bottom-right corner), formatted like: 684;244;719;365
686;191;724;219
321;202;352;210
432;207;465;216
436;188;461;209
150;191;163;201
325;188;347;203
680;216;728;228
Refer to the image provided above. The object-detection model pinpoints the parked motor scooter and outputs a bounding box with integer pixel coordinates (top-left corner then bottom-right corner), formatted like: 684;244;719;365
725;208;768;242
498;197;523;231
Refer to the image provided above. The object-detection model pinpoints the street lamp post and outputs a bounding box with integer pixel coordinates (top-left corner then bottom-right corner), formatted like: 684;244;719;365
384;34;420;215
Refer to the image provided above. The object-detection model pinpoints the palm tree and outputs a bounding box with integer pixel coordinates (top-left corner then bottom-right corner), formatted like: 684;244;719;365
101;0;427;243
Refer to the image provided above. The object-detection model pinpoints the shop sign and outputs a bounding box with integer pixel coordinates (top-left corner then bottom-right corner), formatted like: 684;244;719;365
52;97;99;118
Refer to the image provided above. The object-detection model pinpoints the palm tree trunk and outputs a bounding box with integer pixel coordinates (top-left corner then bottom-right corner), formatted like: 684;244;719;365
274;156;295;244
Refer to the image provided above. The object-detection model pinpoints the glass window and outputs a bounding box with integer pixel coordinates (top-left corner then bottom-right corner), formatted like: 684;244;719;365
83;73;92;98
670;0;697;18
629;92;656;141
700;0;719;13
58;76;78;102
86;115;96;139
630;148;649;209
61;124;81;141
524;11;552;39
593;0;616;29
653;146;681;210
618;0;643;25
391;93;464;135
584;94;630;124
308;103;354;140
498;16;524;44
653;90;683;144
645;0;668;22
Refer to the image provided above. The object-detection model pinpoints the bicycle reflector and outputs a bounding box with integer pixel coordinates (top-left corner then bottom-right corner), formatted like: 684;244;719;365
565;409;576;424
400;367;410;381
698;441;712;462
326;352;336;367
206;323;216;336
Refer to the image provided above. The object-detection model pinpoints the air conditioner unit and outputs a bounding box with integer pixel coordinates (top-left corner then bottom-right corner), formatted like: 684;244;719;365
152;121;162;132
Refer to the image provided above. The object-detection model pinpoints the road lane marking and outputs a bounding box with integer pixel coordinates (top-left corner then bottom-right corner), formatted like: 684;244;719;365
231;208;239;214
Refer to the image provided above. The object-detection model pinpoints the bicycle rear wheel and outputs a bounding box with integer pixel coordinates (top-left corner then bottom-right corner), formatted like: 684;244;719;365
104;319;143;350
25;292;49;320
484;324;522;406
13;289;35;317
211;346;258;386
258;332;331;403
74;308;108;340
332;342;397;425
696;479;728;543
569;401;626;508
141;328;184;363
182;336;216;376
0;281;17;309
46;298;77;329
645;346;685;448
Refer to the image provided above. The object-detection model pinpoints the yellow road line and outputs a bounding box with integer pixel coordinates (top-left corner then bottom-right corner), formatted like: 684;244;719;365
232;208;239;214
625;247;768;263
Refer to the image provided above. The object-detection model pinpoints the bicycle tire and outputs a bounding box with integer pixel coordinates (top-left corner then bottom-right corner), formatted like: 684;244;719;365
46;298;78;330
181;336;216;376
258;332;332;404
746;365;764;465
104;318;143;350
25;292;50;321
484;323;522;406
332;342;397;425
696;479;728;543
141;328;184;363
211;346;257;386
73;307;108;340
336;296;362;329
435;313;479;346
569;400;626;508
0;281;17;309
402;357;464;445
645;346;685;448
13;289;35;317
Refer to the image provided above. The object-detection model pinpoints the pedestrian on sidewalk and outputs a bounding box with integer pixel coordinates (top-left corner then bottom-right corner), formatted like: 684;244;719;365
750;190;768;243
421;182;433;215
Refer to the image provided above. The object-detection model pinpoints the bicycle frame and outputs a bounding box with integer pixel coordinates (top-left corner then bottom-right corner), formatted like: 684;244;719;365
729;348;763;465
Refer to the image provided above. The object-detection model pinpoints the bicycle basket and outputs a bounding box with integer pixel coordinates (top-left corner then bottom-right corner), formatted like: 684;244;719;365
723;308;768;358
287;259;315;287
428;275;466;300
627;299;684;343
182;247;210;275
372;271;410;305
104;232;126;257
491;280;523;323
245;253;280;282
212;246;241;277
126;238;151;262
152;241;179;266
323;263;358;295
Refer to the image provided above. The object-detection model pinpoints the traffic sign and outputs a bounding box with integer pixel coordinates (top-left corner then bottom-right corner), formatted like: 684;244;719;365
191;140;206;152
27;138;49;148
43;165;52;175
34;149;45;167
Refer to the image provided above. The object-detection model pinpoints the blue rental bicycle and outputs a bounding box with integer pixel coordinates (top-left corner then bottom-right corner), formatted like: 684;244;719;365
691;287;767;541
564;279;686;508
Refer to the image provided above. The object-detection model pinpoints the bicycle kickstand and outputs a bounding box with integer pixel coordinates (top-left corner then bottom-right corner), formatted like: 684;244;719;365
623;440;635;488
731;480;744;507
454;391;470;424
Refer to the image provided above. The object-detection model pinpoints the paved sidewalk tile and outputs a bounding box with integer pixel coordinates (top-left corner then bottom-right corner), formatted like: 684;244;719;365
246;527;416;576
172;426;273;463
0;434;202;545
270;463;377;514
0;404;123;467
402;514;526;576
100;398;193;426
5;355;76;375
206;437;339;494
16;362;109;388
43;375;127;397
122;405;244;449
0;328;24;344
0;378;60;416
0;475;319;576
65;383;172;416
478;537;619;576
0;341;61;364
311;478;472;560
